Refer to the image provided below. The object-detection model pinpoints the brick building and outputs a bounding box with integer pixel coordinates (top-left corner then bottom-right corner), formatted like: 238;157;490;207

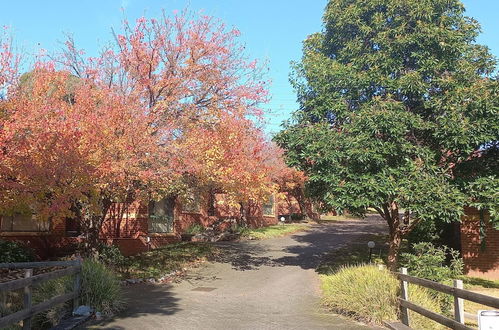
1;191;307;258
460;207;499;280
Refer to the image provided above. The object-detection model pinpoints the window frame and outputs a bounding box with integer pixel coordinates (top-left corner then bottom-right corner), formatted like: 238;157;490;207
148;198;175;234
0;214;50;233
181;190;202;214
262;195;276;217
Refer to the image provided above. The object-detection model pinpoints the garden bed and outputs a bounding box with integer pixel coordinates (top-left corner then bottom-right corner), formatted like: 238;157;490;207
117;242;218;281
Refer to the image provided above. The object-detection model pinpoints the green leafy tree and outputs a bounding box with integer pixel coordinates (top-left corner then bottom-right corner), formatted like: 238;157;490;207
276;0;499;269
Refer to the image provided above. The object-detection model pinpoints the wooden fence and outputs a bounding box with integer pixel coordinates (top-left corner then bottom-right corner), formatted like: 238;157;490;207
0;259;82;330
397;267;499;330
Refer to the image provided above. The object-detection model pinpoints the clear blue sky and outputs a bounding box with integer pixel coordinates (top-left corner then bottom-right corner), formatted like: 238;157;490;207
1;0;497;135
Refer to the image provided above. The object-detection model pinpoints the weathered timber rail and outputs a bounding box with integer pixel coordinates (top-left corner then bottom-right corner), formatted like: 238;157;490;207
0;259;82;330
396;267;499;330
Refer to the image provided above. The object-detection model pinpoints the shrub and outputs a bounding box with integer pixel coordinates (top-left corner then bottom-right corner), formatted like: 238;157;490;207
0;240;34;263
98;244;127;271
185;223;204;234
290;213;304;221
400;242;463;282
401;242;464;315
321;264;444;329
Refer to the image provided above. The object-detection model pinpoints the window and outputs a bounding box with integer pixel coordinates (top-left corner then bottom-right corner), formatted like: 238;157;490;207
148;198;174;233
263;195;275;216
182;190;201;214
1;214;49;232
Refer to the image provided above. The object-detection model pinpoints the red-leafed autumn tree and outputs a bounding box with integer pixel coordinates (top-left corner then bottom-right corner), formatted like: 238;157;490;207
0;64;168;249
0;28;19;89
0;10;278;249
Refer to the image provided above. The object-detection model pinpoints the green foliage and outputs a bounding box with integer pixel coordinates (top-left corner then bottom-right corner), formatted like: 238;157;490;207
185;223;205;234
0;240;34;263
401;242;463;282
97;244;127;271
321;265;444;329
80;259;124;315
401;242;464;315
275;0;499;239
233;223;250;236
407;220;460;251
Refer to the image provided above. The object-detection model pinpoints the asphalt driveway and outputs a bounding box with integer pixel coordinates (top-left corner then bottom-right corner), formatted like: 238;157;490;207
86;216;386;330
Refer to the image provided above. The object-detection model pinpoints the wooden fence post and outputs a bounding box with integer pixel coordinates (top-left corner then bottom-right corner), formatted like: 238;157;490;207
453;279;464;324
400;267;410;327
72;258;82;313
0;289;6;316
22;269;33;330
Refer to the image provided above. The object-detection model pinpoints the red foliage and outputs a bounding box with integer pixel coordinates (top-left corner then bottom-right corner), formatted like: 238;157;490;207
0;11;302;229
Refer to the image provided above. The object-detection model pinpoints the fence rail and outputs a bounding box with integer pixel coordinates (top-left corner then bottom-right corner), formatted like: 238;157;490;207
0;259;82;330
396;267;499;330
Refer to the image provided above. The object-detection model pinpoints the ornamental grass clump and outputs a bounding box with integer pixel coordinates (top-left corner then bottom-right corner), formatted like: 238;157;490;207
11;259;125;329
320;264;444;329
80;258;124;315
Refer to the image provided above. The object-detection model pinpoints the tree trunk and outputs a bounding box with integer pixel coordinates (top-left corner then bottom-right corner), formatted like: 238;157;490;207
387;226;402;271
293;188;318;221
239;202;247;226
379;201;403;271
79;197;112;256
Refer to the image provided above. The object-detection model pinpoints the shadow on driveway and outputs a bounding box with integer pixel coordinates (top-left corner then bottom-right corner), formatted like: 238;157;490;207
85;216;386;329
88;284;181;329
210;215;387;272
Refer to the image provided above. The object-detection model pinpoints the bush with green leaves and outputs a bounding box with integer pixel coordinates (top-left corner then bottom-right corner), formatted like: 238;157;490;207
0;239;34;263
401;242;464;315
321;264;444;329
401;242;463;283
97;244;127;271
185;223;204;234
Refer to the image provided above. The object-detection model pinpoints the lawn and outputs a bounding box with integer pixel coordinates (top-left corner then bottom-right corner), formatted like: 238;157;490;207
458;276;499;327
239;223;308;240
120;242;218;280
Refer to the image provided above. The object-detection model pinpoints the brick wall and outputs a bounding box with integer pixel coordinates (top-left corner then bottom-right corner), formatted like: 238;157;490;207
104;235;181;256
460;207;499;280
2;193;283;258
100;201;149;238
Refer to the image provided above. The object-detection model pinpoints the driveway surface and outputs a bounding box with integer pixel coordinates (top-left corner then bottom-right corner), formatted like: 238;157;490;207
87;216;386;330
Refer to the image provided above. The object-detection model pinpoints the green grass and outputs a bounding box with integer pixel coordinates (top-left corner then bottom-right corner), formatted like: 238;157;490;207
121;242;217;280
456;275;499;327
458;275;499;289
238;224;308;240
